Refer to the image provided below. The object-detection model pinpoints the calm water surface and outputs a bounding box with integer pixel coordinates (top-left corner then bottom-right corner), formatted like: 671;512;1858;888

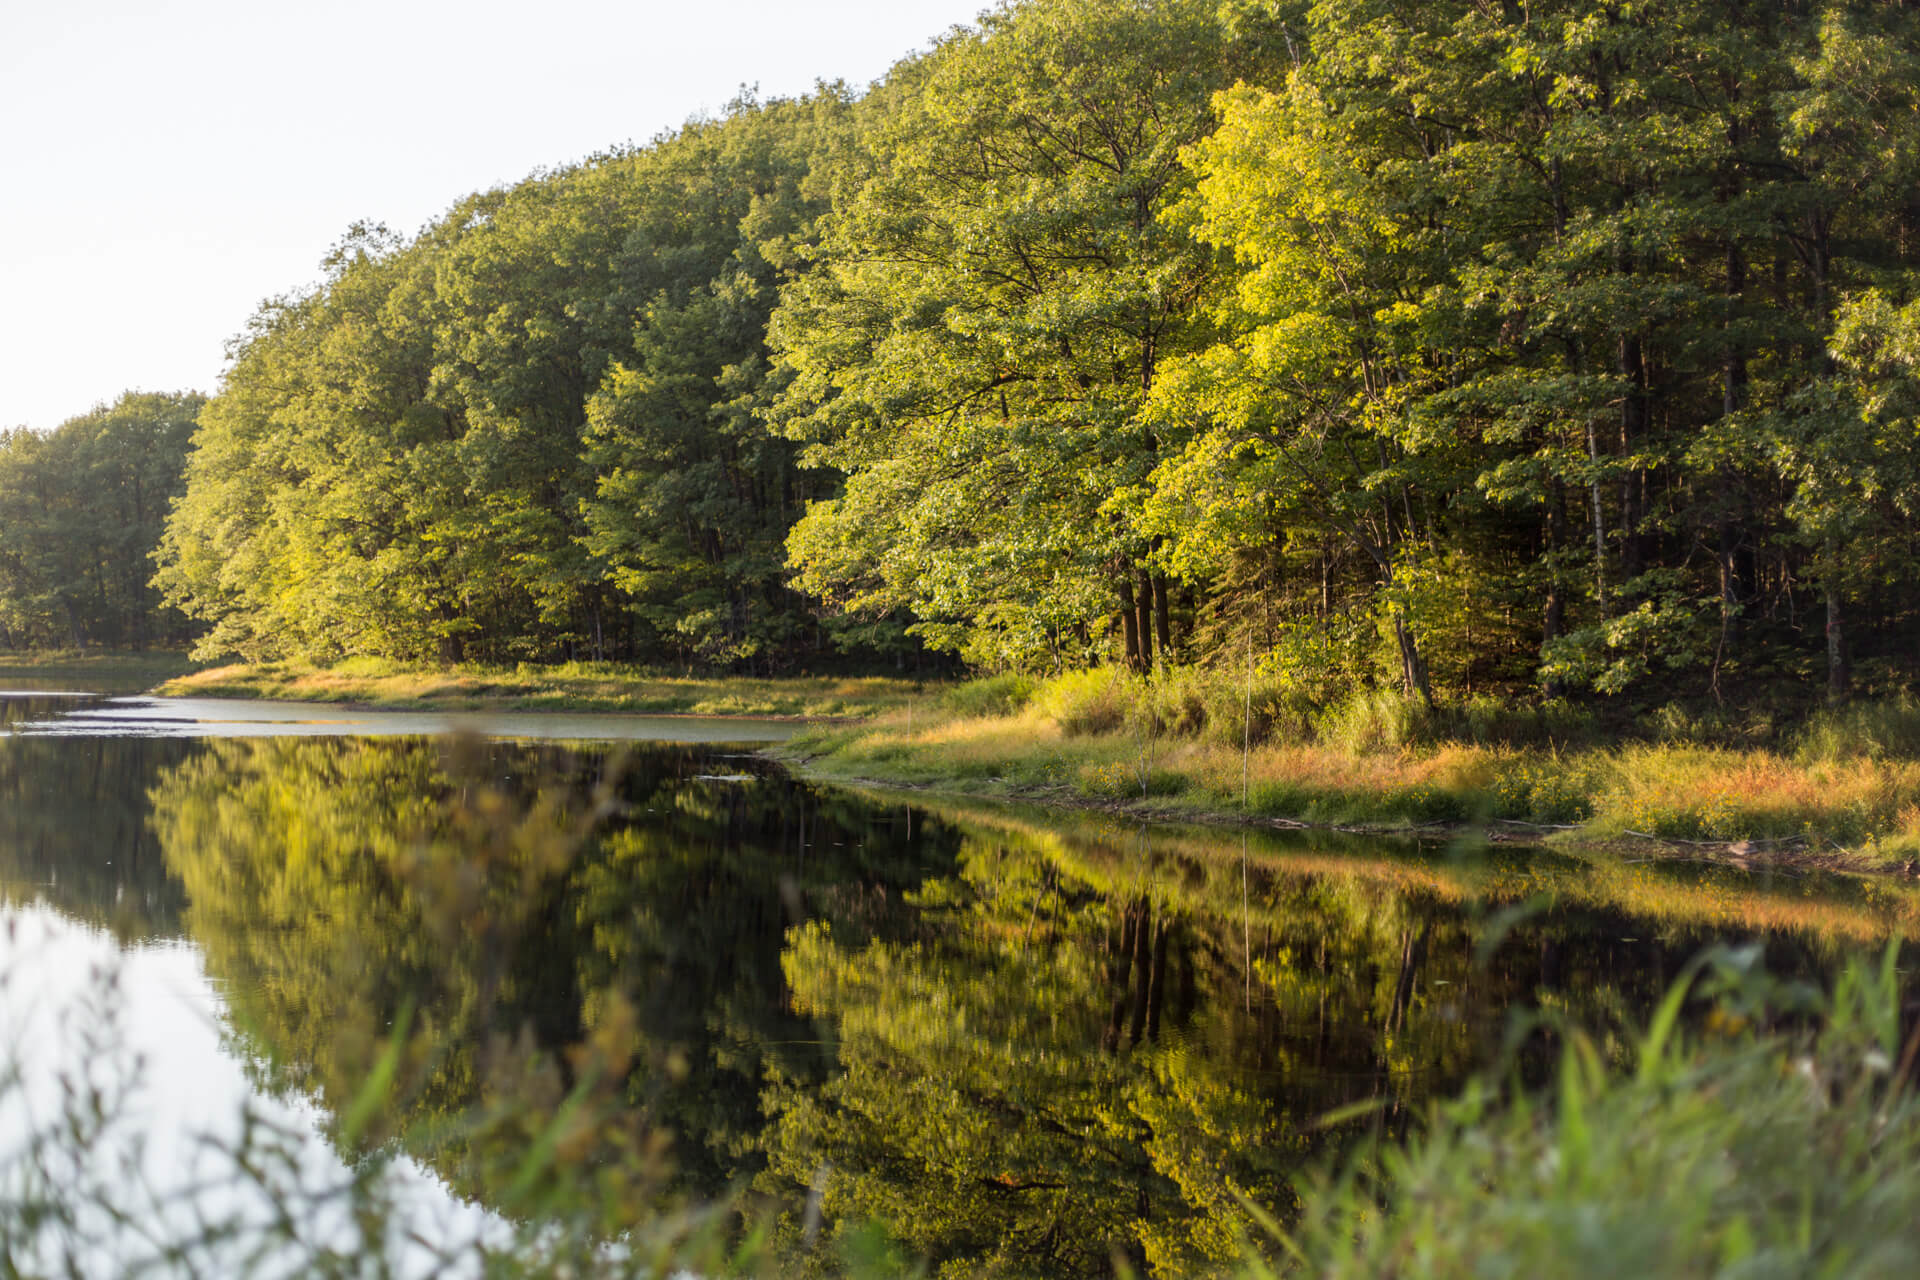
1;689;1914;1276
2;691;799;741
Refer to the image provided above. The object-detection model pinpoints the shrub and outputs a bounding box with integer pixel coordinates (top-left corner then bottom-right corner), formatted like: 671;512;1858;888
941;672;1037;719
1446;695;1597;749
1197;670;1313;748
1032;667;1140;737
1141;664;1213;737
1486;752;1601;823
1317;689;1435;755
1798;696;1920;762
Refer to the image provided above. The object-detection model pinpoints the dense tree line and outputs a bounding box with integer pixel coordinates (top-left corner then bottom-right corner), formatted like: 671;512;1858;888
151;0;1920;703
0;391;202;650
154;93;875;670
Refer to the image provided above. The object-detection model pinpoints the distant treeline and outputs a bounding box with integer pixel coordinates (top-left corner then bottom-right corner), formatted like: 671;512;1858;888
0;393;201;650
23;0;1920;705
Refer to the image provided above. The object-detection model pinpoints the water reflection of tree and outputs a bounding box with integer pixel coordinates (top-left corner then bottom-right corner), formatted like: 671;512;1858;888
151;736;955;1217
147;739;1884;1276
762;835;1305;1275
0;729;191;938
758;814;1850;1277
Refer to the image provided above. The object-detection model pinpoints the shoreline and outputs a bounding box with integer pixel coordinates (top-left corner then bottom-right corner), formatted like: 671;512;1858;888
148;660;928;720
770;752;1899;878
17;654;1909;881
767;708;1920;881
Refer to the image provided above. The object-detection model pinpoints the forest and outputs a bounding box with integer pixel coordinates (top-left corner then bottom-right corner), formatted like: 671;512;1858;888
12;0;1920;714
0;392;202;650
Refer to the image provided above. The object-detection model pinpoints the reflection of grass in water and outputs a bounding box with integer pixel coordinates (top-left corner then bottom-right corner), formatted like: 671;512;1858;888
883;793;1920;948
156;659;930;718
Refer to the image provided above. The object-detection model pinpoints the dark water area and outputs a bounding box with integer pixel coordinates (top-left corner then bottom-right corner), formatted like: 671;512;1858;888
1;691;1916;1276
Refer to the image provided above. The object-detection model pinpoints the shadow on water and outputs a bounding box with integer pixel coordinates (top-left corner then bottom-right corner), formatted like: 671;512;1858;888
1;706;1916;1276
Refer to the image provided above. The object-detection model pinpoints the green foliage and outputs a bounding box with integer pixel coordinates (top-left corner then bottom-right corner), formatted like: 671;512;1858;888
1033;667;1141;737
154;95;882;673
1799;696;1920;763
1484;752;1603;824
1151;0;1920;707
938;671;1036;719
129;0;1920;710
769;0;1266;672
147;736;959;1236
0;392;203;650
1279;946;1920;1279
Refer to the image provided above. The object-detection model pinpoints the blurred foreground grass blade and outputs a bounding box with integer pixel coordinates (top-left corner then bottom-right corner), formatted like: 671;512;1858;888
339;999;413;1148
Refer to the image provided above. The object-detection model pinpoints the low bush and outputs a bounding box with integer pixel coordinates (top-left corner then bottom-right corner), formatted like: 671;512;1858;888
1315;689;1435;755
1444;695;1598;749
1032;667;1139;737
1485;752;1602;824
1799;696;1920;762
1275;945;1920;1279
940;672;1037;719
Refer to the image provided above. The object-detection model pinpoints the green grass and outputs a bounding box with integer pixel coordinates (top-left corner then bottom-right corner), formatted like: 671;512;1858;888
155;658;934;718
1266;944;1920;1279
776;669;1920;872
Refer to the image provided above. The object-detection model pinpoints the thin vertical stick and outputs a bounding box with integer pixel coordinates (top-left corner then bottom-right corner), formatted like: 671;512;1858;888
1243;639;1253;1014
1243;831;1252;1015
1243;637;1252;811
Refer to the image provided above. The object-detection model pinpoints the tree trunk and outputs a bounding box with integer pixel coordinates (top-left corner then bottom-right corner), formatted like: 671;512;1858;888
1586;419;1609;615
1128;898;1154;1047
1152;574;1172;664
1393;613;1432;706
1145;921;1170;1043
1105;900;1143;1053
1118;578;1142;673
437;603;464;666
1543;480;1568;696
1617;333;1646;584
1386;920;1432;1038
1135;567;1155;670
1826;581;1851;705
1719;237;1749;653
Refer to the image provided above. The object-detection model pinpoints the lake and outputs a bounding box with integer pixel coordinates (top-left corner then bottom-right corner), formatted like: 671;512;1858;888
1;688;1914;1276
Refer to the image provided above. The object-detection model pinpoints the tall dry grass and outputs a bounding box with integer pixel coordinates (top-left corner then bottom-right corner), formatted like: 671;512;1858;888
792;668;1920;863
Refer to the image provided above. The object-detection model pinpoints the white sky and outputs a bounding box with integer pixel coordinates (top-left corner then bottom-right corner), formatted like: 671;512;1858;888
0;0;988;432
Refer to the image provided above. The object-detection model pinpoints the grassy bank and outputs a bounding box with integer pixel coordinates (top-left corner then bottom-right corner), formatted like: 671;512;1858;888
0;649;199;694
142;659;1920;870
778;669;1920;873
155;658;927;718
